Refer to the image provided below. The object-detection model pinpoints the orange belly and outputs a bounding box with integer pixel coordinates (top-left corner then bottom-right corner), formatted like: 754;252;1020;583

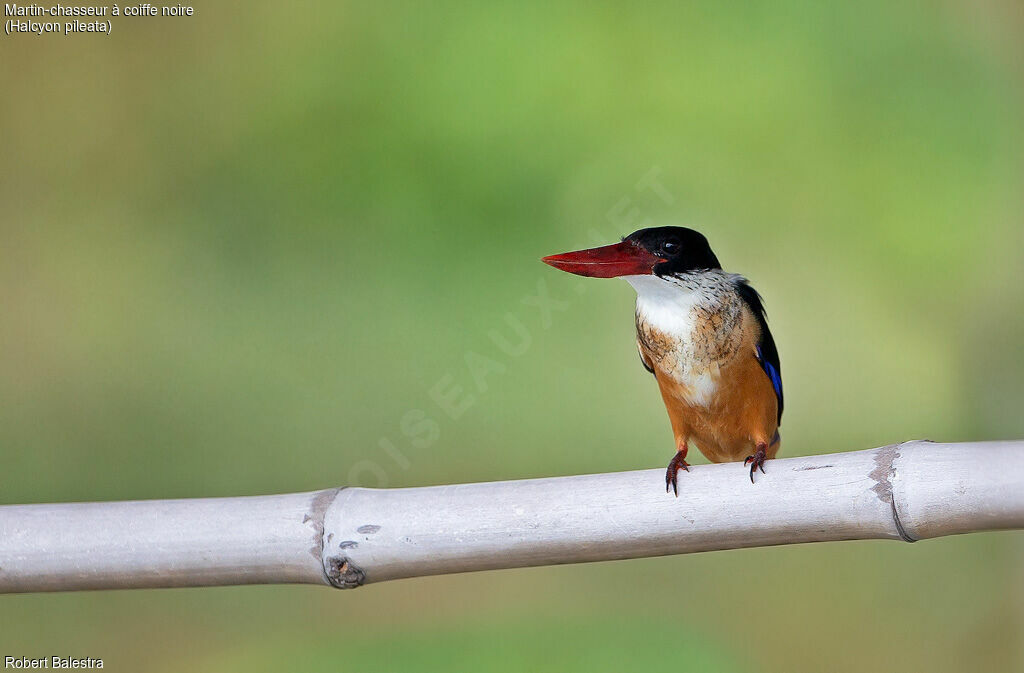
653;346;780;464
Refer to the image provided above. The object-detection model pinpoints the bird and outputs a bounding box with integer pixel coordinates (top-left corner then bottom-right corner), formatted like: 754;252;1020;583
542;226;783;496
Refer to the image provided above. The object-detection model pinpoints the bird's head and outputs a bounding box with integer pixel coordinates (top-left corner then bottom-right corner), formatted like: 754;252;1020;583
542;226;720;279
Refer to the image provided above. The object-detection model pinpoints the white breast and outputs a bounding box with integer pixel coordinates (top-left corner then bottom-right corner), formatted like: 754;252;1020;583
625;272;744;407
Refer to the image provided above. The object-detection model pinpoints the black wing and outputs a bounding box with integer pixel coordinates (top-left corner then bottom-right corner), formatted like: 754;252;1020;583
736;280;783;425
637;341;655;375
635;316;657;377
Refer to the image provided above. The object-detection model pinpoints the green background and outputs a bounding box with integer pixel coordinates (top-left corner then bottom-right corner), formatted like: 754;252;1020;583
2;2;1023;671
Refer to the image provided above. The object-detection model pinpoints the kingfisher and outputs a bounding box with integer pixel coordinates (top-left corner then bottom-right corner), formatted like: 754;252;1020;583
542;227;783;495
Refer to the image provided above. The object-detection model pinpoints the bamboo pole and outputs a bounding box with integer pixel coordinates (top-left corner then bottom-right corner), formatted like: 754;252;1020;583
0;440;1021;593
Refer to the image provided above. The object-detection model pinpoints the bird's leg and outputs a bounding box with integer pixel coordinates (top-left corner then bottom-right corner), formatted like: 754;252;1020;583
665;441;690;497
743;441;769;483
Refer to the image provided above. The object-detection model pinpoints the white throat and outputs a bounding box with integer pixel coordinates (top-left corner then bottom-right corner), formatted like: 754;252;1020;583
625;271;742;334
624;274;704;337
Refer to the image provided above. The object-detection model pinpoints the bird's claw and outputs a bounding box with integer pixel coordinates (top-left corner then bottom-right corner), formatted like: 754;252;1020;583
743;447;768;483
665;453;690;497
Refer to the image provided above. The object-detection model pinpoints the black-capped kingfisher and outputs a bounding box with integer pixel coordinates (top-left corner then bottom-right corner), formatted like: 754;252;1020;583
542;227;783;496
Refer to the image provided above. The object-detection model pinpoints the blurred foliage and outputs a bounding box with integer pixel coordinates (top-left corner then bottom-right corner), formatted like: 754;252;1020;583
2;1;1023;671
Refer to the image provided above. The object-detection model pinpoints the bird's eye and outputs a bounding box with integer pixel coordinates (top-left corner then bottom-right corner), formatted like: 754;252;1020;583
661;240;679;255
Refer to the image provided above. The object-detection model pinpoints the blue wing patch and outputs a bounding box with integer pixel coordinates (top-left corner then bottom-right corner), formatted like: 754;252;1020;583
757;344;783;404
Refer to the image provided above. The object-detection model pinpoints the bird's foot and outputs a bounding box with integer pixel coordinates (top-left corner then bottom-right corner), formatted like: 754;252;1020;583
743;444;768;483
665;452;690;497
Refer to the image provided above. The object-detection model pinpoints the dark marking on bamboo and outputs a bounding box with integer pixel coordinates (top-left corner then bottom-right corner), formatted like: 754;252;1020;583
869;444;898;504
306;488;343;567
869;444;916;543
338;540;358;549
357;524;381;534
326;556;366;589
